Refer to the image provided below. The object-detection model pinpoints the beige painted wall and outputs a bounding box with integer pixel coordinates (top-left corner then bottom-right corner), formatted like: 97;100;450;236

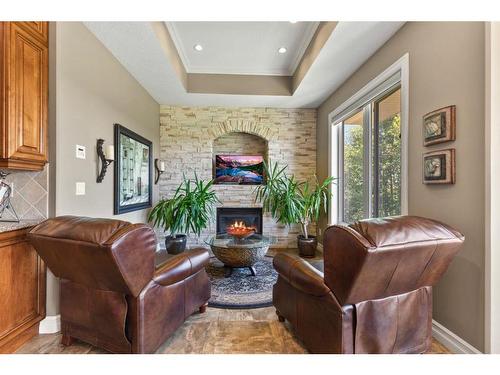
47;22;160;315
317;22;485;350
485;22;500;353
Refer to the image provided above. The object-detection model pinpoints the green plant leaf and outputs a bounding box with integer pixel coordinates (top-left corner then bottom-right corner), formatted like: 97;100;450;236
148;174;219;238
254;161;336;237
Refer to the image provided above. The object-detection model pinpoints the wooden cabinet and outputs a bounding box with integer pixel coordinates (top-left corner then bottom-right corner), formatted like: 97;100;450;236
16;22;48;44
0;21;48;171
0;227;46;353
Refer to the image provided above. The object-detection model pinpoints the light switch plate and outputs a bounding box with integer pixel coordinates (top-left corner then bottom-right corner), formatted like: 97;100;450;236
76;145;86;159
75;182;85;195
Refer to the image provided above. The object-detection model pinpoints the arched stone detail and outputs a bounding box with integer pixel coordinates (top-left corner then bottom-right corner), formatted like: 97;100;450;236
210;120;277;141
158;105;316;249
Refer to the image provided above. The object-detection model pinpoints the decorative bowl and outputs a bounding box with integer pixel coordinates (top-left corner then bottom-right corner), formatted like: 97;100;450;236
227;227;255;240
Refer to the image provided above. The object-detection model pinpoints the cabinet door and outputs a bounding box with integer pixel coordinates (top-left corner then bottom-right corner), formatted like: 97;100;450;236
16;22;48;45
4;23;48;170
0;230;46;353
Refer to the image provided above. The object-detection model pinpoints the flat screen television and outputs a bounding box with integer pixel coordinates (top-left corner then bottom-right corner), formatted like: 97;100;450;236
214;155;264;185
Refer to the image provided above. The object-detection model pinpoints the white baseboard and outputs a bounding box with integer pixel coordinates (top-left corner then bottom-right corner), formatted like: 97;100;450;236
39;315;61;334
432;319;482;354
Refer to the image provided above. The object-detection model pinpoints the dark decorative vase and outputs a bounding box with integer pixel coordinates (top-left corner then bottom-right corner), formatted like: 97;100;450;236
165;234;187;254
297;235;317;258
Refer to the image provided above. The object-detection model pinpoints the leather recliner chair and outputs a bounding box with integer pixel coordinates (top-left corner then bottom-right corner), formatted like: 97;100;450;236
28;216;211;354
273;216;464;354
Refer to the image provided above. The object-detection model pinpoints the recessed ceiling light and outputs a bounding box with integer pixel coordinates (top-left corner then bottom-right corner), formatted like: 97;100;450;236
193;44;203;52
289;21;298;24
278;47;287;54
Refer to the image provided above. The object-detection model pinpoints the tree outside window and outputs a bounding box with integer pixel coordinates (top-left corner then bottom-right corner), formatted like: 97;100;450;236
340;86;401;223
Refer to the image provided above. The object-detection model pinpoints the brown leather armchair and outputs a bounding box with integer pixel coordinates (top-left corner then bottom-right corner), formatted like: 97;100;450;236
28;216;211;354
273;216;464;354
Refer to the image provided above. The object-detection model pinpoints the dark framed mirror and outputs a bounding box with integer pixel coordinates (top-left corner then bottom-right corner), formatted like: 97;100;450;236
114;123;152;214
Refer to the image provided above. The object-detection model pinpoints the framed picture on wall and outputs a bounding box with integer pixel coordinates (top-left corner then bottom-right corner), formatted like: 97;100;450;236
423;148;455;184
114;123;153;214
422;105;456;146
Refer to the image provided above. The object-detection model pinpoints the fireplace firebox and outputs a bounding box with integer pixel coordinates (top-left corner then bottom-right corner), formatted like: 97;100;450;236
216;207;263;235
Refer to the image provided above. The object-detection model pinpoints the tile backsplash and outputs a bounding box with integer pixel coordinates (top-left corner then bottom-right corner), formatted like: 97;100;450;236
1;165;49;221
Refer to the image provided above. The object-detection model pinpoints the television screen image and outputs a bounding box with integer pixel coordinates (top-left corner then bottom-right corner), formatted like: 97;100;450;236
214;155;264;185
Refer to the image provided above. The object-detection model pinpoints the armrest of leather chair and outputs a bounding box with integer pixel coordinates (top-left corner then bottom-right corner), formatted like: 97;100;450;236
273;253;331;296
153;247;209;286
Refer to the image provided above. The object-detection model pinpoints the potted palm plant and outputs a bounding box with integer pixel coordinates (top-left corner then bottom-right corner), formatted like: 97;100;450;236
148;174;219;254
255;162;334;257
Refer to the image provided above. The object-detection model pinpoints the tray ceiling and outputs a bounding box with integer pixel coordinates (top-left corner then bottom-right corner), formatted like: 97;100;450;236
84;22;405;108
165;21;319;76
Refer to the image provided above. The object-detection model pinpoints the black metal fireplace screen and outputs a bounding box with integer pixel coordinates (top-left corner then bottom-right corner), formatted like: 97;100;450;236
216;207;263;234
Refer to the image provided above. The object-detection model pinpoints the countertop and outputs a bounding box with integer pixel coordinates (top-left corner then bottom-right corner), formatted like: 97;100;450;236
0;219;44;233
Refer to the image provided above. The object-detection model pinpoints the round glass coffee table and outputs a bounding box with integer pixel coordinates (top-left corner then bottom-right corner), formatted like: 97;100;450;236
205;233;273;277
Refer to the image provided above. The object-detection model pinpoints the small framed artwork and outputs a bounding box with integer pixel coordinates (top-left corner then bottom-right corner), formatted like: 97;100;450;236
114;123;153;214
423;149;455;184
423;105;456;146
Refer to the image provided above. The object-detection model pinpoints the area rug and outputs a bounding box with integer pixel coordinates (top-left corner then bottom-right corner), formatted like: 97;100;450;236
205;256;325;309
206;256;278;309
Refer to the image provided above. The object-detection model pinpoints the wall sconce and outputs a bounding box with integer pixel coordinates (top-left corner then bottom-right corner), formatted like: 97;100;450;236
154;158;165;184
96;139;114;183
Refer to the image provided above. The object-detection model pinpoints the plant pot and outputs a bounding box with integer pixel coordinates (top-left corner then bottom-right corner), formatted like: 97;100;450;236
165;234;187;254
297;235;317;258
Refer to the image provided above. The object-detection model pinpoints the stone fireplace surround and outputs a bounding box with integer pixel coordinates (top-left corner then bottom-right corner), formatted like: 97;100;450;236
159;106;316;248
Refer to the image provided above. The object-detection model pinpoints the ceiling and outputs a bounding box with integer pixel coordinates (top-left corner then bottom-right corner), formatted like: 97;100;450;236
84;22;405;108
165;21;318;76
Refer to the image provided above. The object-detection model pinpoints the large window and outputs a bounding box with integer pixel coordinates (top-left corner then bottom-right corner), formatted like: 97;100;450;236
332;82;404;223
329;55;408;224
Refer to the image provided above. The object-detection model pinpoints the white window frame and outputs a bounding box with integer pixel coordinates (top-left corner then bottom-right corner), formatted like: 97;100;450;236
328;53;409;225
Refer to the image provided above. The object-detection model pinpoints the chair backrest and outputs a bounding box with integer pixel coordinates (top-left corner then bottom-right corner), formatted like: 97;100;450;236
28;216;156;297
323;216;464;305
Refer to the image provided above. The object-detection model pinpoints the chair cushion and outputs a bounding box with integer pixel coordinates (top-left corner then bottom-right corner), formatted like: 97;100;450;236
155;250;175;269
